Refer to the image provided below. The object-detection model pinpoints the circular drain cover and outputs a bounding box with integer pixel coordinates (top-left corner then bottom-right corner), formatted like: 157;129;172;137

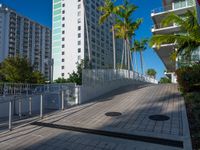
149;115;170;121
105;112;122;117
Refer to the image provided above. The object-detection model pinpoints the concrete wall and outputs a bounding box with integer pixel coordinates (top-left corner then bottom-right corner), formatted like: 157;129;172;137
79;79;146;104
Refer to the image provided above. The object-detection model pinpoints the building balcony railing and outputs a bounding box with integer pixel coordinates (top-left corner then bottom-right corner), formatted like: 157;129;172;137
152;5;172;14
152;43;176;49
151;2;194;15
152;23;179;31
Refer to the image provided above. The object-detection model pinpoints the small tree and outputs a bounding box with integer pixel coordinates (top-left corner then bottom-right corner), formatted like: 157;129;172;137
159;77;171;84
54;78;68;83
30;71;46;84
54;60;84;85
0;56;45;83
67;60;84;85
146;69;157;79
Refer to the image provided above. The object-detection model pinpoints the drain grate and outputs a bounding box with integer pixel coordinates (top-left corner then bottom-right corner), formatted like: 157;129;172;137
149;115;170;121
105;112;122;117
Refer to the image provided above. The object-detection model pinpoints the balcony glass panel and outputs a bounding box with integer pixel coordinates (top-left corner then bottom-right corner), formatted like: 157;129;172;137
152;0;194;14
174;0;186;9
187;0;195;6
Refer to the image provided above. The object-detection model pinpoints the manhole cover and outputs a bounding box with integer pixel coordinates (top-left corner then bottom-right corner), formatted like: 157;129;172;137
105;112;122;117
149;115;170;121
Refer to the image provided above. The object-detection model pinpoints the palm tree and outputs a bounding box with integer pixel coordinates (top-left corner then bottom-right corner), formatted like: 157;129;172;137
150;11;200;63
114;0;142;74
131;39;148;74
98;0;122;69
146;69;157;79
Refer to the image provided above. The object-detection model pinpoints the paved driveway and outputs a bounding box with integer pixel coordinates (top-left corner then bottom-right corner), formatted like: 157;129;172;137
0;84;192;150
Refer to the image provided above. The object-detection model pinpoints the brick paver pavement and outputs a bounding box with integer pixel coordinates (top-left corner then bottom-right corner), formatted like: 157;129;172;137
0;84;192;150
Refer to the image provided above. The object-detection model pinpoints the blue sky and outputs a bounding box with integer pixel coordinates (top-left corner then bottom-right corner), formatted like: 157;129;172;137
0;0;166;80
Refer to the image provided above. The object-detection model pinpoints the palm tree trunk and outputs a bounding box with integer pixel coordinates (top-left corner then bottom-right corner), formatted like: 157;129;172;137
134;50;138;72
121;41;125;69
130;52;134;71
124;40;127;68
112;26;116;70
140;51;144;74
127;39;130;78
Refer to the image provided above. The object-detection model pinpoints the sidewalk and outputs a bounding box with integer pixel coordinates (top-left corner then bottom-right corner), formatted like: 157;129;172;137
0;84;192;150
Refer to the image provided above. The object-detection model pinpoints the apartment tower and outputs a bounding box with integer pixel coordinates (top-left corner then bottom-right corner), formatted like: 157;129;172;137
52;0;123;80
151;0;200;83
0;4;52;81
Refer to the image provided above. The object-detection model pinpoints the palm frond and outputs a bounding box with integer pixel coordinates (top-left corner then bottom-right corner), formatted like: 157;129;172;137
161;13;186;28
99;13;110;25
150;33;200;56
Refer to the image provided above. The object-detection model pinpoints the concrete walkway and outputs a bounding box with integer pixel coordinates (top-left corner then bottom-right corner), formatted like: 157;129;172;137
0;84;192;150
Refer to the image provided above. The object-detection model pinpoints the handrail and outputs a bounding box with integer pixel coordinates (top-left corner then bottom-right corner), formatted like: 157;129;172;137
0;83;76;97
82;69;158;85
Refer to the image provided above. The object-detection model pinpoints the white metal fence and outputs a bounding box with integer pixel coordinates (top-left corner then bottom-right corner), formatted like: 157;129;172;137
82;69;158;86
0;83;77;97
0;83;78;131
79;69;158;103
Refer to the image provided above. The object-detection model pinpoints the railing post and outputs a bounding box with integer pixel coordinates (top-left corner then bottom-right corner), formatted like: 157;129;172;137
14;84;16;95
26;84;29;96
40;94;43;119
19;99;22;119
20;84;22;95
61;90;64;110
75;86;80;105
3;83;6;97
9;101;12;131
29;97;32;116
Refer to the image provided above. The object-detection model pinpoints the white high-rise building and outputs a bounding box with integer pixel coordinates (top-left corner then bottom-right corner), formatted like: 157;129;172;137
0;4;52;81
151;0;200;83
52;0;123;80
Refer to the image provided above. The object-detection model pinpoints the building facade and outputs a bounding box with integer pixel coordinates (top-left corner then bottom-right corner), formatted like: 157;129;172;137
0;4;52;81
52;0;123;80
151;0;200;83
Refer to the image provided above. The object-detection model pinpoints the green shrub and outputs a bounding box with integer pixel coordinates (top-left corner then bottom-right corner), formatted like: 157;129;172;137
176;63;200;93
159;77;171;84
185;92;200;143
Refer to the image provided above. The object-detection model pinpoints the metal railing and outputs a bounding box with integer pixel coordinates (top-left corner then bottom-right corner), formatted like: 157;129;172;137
82;69;158;86
152;23;179;30
151;2;194;14
0;83;76;97
0;83;78;131
151;5;173;14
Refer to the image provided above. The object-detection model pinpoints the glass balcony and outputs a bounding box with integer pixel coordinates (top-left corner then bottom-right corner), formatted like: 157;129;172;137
152;23;177;30
151;0;195;15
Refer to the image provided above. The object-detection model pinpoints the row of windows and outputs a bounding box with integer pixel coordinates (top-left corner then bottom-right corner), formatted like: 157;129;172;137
60;0;119;77
77;0;82;55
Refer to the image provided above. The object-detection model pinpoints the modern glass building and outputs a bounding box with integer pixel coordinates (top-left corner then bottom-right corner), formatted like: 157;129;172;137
52;0;123;80
0;4;52;81
151;0;200;83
